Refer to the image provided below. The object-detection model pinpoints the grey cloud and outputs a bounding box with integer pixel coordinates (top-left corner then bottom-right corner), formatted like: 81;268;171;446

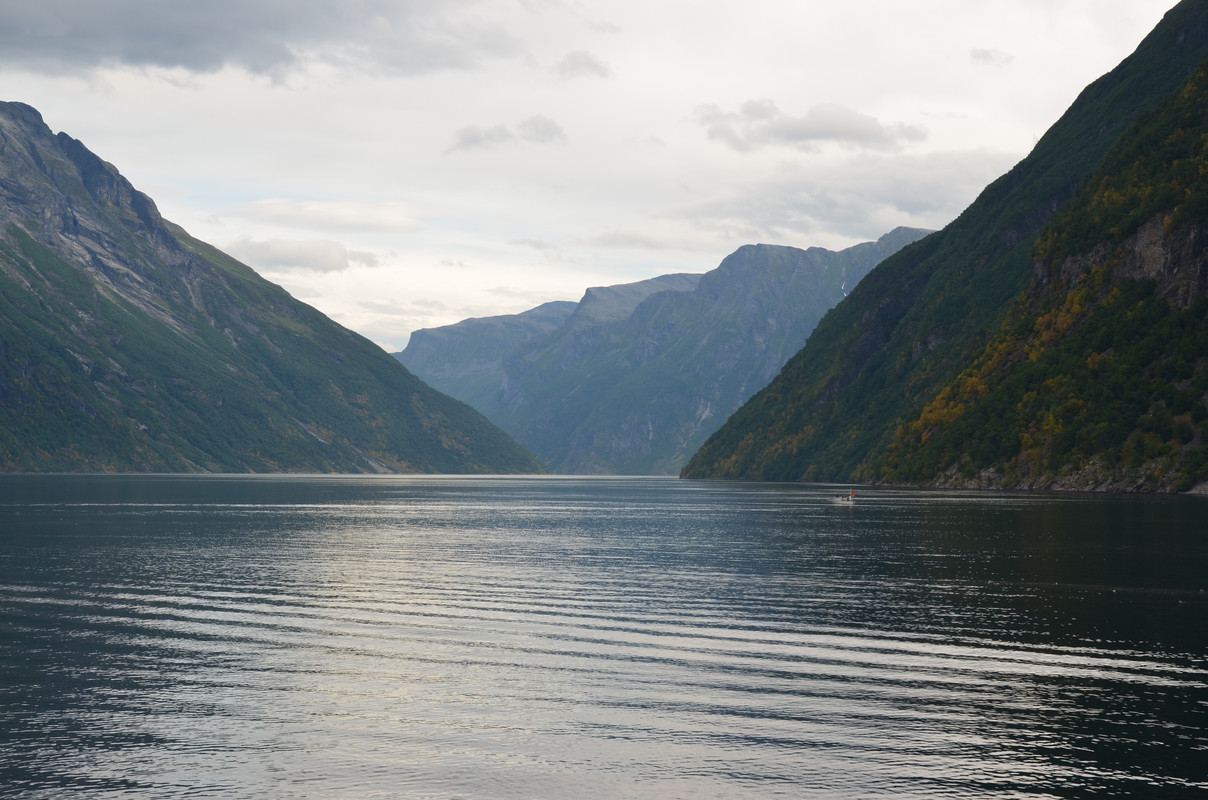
225;237;351;272
447;123;515;152
447;116;567;152
552;50;612;79
697;100;927;153
517;115;568;144
0;0;523;76
971;48;1015;67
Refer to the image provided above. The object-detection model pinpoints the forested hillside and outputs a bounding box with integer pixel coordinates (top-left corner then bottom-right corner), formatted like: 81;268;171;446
874;56;1208;491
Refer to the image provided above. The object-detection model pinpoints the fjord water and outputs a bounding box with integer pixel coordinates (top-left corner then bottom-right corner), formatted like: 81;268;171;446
1;476;1204;799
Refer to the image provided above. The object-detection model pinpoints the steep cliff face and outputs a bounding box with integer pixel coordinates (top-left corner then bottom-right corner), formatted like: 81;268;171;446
0;102;543;473
683;0;1208;490
400;228;928;474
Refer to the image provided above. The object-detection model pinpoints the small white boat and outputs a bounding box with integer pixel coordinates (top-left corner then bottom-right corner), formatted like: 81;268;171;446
830;488;855;503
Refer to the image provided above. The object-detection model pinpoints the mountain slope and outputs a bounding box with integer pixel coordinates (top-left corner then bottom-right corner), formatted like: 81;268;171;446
397;272;702;416
401;228;928;474
683;0;1208;487
0;101;543;473
873;55;1208;492
397;300;577;411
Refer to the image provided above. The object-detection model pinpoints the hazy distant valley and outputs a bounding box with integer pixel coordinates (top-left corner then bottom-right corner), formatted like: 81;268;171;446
398;229;929;474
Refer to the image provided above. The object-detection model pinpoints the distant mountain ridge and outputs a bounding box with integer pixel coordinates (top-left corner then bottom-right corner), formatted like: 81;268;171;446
0;101;542;473
683;0;1208;492
399;227;929;474
398;273;701;415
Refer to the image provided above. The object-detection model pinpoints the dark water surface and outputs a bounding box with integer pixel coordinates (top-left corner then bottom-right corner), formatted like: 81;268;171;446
1;475;1205;798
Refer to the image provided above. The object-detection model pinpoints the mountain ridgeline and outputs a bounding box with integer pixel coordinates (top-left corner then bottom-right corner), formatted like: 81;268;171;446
0;102;543;473
399;228;928;474
683;0;1208;492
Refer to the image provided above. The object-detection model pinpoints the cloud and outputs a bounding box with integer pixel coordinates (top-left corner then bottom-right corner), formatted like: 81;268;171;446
447;123;516;152
971;48;1015;68
447;115;567;152
697;100;927;153
516;115;568;144
510;238;568;260
215;199;423;234
674;149;1020;243
0;0;523;77
225;237;352;272
552;50;611;79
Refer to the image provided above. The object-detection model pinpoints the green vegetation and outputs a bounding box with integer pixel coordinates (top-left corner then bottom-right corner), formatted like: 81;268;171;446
683;0;1208;490
879;280;1208;490
873;56;1208;491
1036;56;1208;261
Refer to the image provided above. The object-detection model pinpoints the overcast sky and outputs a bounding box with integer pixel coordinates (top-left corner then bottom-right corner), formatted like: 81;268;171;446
0;0;1176;350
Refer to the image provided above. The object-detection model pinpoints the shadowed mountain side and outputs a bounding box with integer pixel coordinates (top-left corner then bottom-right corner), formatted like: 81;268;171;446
0;101;543;473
